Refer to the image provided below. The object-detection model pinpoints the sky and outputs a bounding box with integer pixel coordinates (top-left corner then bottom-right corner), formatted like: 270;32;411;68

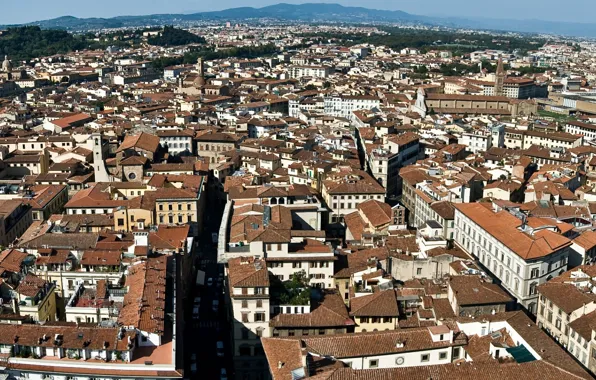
1;0;595;25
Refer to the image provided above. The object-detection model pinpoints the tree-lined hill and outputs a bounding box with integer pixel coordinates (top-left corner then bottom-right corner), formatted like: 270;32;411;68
0;26;87;61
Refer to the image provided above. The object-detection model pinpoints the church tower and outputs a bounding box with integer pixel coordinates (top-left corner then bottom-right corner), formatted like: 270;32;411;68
193;57;206;87
494;56;505;97
91;133;111;182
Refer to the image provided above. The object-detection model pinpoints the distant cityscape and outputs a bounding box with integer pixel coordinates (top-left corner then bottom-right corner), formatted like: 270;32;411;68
0;5;595;380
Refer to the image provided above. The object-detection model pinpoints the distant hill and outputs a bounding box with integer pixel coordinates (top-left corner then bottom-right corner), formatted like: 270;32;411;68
3;3;596;37
0;26;88;61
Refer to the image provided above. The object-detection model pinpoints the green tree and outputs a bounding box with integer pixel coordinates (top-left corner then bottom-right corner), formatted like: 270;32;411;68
147;26;206;47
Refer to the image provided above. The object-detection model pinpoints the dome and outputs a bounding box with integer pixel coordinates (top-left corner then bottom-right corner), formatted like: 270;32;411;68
193;75;206;87
1;56;12;72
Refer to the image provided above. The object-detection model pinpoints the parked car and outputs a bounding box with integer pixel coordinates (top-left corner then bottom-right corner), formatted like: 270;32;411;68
216;341;224;357
220;368;228;380
193;296;201;305
192;306;199;320
207;278;214;287
212;299;219;312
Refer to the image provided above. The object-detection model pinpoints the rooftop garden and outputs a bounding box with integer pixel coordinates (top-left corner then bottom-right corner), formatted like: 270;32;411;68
270;270;311;306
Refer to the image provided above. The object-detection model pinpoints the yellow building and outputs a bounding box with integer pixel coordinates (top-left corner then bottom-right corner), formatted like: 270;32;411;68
114;194;156;232
14;274;57;322
154;181;205;237
349;290;398;332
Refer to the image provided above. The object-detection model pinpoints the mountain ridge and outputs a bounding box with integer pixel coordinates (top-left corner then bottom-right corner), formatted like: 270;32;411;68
2;3;596;37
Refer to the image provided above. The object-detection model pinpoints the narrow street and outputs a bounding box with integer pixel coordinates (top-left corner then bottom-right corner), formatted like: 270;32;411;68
183;191;233;379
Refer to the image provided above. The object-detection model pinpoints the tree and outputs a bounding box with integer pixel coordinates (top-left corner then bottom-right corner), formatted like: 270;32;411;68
273;270;311;305
147;26;206;47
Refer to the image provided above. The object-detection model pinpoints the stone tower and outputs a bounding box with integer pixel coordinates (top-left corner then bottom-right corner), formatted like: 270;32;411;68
193;57;206;87
1;56;12;72
494;56;505;97
91;133;111;182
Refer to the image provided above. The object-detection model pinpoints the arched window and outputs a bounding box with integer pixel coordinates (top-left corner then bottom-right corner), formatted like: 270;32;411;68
278;197;285;204
270;198;278;205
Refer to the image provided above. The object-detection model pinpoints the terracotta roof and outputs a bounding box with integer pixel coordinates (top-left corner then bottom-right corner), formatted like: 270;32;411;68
449;276;513;307
0;249;28;273
322;360;591;380
16;273;50;297
357;200;391;228
116;132;160;153
270;290;353;328
299;326;464;359
537;282;596;314
350;290;399;317
0;324;135;352
80;250;121;267
149;225;189;251
118;256;168;335
455;203;572;260
228;257;270;288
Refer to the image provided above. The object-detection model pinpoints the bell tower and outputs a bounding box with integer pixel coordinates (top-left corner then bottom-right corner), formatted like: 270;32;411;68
91;133;110;182
494;56;505;97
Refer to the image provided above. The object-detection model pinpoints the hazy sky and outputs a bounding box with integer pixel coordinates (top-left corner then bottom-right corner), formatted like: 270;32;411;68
1;0;595;25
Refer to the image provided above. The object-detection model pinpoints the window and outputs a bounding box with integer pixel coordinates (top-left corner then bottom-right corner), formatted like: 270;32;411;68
369;359;378;368
383;317;392;323
257;299;263;308
453;347;461;358
531;268;540;278
439;351;448;360
421;354;430;362
241;313;248;323
254;313;265;322
416;268;422;275
241;300;248;308
117;218;124;226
